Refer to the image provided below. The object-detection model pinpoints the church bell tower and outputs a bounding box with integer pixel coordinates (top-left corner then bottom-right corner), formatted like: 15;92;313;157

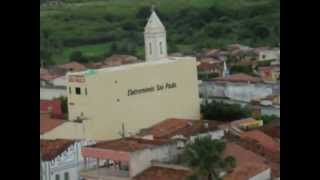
144;8;168;62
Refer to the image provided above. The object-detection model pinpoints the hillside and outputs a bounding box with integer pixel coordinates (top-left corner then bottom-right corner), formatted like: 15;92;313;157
40;0;280;65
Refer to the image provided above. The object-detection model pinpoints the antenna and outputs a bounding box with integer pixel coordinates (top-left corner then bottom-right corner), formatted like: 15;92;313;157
118;122;126;138
151;5;155;12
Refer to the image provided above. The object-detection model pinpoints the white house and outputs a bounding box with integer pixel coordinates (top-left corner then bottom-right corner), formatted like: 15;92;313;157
257;48;280;62
41;139;96;180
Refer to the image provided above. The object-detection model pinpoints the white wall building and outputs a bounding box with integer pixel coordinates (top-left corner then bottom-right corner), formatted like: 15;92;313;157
200;81;273;103
258;49;280;62
41;139;96;180
40;87;67;100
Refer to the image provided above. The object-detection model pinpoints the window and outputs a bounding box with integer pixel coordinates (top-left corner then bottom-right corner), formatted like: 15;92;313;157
160;42;163;54
85;88;88;96
75;87;81;95
149;43;152;55
55;174;60;180
64;172;69;180
69;87;72;94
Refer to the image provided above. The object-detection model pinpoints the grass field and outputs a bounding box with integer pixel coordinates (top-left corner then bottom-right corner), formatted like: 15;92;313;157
40;0;279;65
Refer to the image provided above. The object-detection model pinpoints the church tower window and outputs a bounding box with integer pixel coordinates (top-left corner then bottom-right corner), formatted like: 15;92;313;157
160;42;163;54
149;43;152;55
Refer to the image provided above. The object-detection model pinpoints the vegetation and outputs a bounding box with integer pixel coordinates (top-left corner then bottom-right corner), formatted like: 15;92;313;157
56;96;68;114
230;64;254;75
198;72;220;80
201;100;251;121
40;0;280;65
258;114;278;124
183;137;236;180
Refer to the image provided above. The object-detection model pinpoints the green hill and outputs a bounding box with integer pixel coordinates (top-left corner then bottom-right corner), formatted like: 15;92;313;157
40;0;280;65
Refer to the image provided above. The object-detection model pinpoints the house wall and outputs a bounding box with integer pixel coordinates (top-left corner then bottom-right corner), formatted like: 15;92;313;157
200;82;273;102
40;87;67;100
190;129;224;142
129;143;179;177
249;168;271;180
66;59;200;140
40;121;85;140
42;140;96;180
51;76;67;87
258;50;280;61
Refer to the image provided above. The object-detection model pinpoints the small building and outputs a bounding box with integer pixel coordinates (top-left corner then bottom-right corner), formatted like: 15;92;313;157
104;54;141;66
255;48;280;62
57;61;87;72
40;99;63;119
80;138;179;180
223;143;272;180
41;139;96;180
259;66;280;82
136;118;224;148
133;163;192;180
218;118;263;135
238;130;280;177
197;60;223;77
40;68;67;100
200;73;273;103
240;130;280;154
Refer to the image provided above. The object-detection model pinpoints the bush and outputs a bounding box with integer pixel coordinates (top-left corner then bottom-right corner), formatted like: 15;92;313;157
230;65;253;75
69;51;88;63
201;100;251;121
56;96;68;114
258;114;278;124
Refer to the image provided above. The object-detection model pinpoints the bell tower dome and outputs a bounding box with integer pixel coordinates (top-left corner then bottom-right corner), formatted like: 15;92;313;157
144;9;168;61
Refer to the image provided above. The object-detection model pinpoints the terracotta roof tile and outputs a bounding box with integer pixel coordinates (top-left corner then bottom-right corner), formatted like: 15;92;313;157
89;138;171;152
57;62;86;72
240;130;280;153
138;118;221;139
41;139;75;161
223;143;270;180
134;166;192;180
213;73;262;83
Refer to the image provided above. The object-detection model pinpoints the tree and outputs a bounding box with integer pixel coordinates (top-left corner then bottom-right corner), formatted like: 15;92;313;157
230;65;254;75
136;6;150;19
69;51;88;63
57;96;68;115
183;137;236;180
258;114;278;124
201;100;250;121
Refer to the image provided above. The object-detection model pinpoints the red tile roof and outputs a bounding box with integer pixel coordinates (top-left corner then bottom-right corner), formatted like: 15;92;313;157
57;62;86;72
223;143;270;180
40;73;58;81
240;130;280;153
259;120;280;139
40;99;63;116
41;139;75;161
134;166;192;180
197;62;220;71
40;118;65;134
89;138;171;152
139;118;221;139
214;73;262;83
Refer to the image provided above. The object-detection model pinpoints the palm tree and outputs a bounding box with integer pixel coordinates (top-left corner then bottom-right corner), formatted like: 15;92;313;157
183;137;236;180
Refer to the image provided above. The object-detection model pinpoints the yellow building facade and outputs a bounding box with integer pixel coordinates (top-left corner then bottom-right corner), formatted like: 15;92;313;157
41;11;200;140
64;59;200;140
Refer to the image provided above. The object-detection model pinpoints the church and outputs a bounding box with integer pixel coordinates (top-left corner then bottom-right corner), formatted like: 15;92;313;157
41;10;201;140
